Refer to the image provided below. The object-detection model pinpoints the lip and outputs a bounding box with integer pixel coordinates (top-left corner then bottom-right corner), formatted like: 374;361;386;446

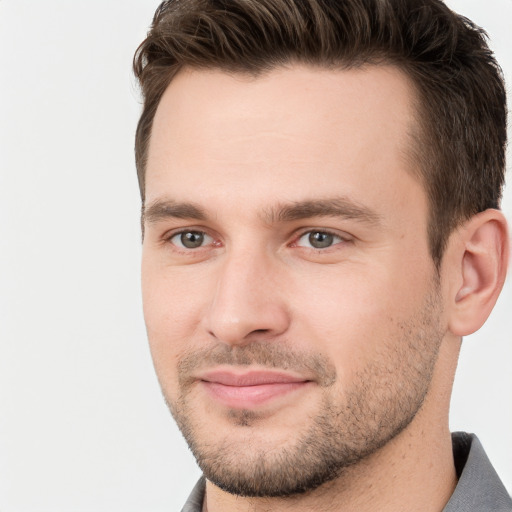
198;370;312;409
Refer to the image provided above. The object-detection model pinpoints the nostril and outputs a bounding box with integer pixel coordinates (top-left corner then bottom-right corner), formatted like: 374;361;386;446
252;329;270;334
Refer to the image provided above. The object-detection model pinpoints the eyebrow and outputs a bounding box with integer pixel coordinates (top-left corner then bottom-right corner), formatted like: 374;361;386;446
143;199;208;224
142;196;382;227
264;197;382;226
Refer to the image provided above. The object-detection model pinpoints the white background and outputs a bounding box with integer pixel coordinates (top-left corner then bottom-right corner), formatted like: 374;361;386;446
0;1;510;510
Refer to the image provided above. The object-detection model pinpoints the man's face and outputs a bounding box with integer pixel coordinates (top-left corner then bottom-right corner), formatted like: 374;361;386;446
142;65;445;496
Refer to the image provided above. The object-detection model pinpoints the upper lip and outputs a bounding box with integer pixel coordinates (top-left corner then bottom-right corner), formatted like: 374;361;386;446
199;369;310;387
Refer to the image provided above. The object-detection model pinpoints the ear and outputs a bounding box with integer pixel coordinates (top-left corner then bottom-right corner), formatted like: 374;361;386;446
446;209;509;337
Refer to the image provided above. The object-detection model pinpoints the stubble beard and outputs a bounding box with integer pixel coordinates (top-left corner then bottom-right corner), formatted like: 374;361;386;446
162;287;444;498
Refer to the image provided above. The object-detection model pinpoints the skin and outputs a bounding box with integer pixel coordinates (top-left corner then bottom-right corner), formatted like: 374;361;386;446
141;65;509;512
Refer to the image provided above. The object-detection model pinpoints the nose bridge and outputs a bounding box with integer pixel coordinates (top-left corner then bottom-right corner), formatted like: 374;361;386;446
205;245;289;345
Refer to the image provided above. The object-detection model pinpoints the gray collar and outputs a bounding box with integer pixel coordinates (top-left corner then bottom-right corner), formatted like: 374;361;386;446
443;432;512;511
181;477;206;512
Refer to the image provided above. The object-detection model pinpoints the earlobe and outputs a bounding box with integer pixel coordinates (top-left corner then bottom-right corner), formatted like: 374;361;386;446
448;209;509;337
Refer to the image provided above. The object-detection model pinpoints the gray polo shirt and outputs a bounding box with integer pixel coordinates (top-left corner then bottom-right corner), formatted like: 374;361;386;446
181;432;512;511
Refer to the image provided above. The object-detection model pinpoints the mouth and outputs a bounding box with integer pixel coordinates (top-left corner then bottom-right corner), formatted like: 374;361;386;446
198;369;313;409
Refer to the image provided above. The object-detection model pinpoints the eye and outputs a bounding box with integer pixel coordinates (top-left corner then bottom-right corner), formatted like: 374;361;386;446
169;230;214;249
296;230;344;249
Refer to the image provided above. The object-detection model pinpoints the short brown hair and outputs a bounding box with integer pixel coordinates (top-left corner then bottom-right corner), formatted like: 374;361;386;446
133;0;507;266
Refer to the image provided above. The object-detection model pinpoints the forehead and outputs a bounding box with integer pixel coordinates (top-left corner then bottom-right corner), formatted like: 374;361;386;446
146;64;422;216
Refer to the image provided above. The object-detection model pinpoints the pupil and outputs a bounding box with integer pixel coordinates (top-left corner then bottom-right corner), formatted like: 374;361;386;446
309;231;333;248
181;231;204;248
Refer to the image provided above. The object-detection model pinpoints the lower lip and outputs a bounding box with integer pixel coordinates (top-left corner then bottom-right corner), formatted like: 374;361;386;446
201;381;309;408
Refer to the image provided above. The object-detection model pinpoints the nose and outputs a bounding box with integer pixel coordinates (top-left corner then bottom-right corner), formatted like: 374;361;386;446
204;249;290;346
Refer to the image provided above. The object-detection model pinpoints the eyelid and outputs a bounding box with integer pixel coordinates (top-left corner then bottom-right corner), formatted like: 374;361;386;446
162;225;209;239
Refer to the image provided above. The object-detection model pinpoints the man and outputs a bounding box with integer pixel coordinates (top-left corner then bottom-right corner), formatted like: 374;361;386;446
133;0;511;510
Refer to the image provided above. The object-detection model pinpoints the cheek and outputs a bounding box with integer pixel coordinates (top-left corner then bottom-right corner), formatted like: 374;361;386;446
289;266;427;369
295;281;387;366
141;263;209;392
142;251;212;331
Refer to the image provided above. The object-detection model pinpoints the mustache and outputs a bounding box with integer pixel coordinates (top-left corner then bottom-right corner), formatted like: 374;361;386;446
177;341;337;388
